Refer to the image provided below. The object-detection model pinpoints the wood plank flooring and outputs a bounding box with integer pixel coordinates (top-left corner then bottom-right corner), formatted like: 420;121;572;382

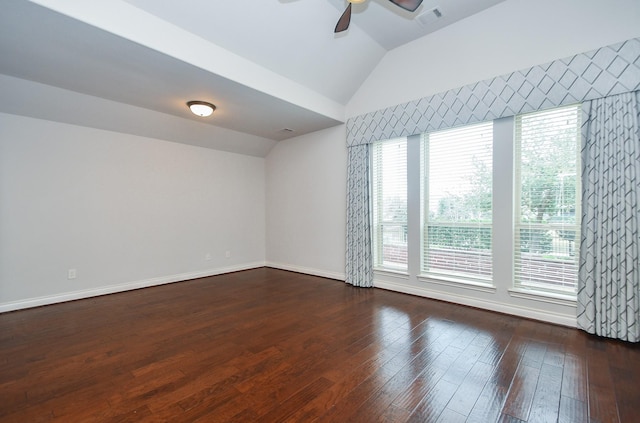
1;268;639;422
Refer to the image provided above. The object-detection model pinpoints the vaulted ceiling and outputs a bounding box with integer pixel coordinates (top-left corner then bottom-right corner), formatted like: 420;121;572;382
0;0;505;156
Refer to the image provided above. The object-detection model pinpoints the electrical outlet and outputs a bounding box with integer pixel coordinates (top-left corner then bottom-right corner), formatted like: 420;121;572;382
68;269;77;279
205;252;212;261
225;251;231;258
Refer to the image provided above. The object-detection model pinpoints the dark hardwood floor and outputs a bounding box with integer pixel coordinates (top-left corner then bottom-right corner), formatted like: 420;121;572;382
1;268;639;422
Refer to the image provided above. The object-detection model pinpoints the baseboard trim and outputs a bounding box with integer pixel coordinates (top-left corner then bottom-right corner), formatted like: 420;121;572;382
0;262;266;313
3;264;575;327
265;262;345;281
374;279;577;328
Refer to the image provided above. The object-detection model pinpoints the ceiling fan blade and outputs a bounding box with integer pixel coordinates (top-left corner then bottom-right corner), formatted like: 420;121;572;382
388;0;423;12
334;3;352;33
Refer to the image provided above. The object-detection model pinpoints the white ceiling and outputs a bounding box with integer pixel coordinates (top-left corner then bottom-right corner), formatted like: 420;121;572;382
0;0;505;155
325;0;507;50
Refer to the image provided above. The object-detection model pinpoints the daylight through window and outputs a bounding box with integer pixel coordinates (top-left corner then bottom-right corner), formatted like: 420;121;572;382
514;104;581;294
421;122;493;283
372;138;407;271
370;104;582;299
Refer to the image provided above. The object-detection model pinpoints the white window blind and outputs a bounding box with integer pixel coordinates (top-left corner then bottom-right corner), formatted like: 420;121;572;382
514;104;581;294
372;138;407;271
421;122;493;282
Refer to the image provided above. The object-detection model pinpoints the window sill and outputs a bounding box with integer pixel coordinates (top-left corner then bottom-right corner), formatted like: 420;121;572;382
373;268;409;280
417;274;496;294
508;288;576;307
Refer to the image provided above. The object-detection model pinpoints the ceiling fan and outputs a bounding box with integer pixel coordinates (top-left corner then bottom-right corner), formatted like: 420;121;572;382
335;0;424;33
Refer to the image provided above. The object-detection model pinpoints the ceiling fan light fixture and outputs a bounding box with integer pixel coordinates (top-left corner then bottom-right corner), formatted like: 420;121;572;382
187;101;216;117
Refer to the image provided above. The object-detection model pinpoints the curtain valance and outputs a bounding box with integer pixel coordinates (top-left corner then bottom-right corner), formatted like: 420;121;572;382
346;38;640;147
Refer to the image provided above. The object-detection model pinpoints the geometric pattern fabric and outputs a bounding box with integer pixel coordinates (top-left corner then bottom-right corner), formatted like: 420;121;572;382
347;37;640;146
577;91;640;342
345;144;374;287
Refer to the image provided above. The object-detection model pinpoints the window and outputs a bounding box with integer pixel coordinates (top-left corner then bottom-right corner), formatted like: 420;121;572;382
370;104;581;301
372;138;407;271
514;105;581;294
421;122;493;283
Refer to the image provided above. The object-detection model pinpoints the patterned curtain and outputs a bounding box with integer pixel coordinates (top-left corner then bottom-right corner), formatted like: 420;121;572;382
577;91;640;342
345;144;373;287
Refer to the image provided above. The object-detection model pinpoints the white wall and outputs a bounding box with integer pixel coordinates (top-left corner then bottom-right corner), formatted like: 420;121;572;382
267;0;640;326
4;0;639;322
348;0;640;117
265;125;347;280
0;113;266;311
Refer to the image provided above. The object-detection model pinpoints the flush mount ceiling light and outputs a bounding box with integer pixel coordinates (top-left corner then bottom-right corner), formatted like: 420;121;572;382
187;101;216;117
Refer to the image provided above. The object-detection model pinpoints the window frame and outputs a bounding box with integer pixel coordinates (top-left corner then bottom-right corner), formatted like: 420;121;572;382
371;138;408;273
369;105;581;303
420;122;495;286
512;104;582;297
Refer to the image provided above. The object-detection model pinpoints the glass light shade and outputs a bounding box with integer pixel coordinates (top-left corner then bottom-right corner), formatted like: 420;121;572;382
349;0;367;3
187;101;215;117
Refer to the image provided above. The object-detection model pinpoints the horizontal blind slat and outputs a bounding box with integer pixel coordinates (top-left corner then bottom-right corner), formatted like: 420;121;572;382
514;104;581;294
422;122;493;281
372;138;408;271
